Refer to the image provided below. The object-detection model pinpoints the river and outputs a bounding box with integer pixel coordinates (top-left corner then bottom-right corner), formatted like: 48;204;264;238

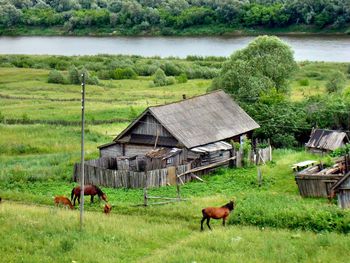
0;35;349;62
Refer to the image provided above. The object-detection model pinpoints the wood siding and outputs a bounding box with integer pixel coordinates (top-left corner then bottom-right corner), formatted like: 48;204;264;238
295;175;342;197
100;144;123;158
125;144;155;157
132;113;173;138
336;176;350;209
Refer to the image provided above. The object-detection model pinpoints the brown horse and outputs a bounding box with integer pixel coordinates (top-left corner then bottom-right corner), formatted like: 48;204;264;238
104;203;112;214
71;184;107;206
54;196;74;209
201;200;235;231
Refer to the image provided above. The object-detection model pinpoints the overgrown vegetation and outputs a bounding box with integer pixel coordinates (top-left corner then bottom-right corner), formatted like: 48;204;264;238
0;1;349;36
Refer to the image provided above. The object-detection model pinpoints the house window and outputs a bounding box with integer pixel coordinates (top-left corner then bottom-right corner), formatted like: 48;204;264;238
166;157;173;164
219;151;223;157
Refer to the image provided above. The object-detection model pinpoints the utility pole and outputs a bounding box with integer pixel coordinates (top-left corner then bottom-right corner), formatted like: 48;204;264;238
80;73;85;230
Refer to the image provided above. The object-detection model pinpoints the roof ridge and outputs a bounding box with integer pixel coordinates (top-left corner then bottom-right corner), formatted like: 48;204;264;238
149;89;225;109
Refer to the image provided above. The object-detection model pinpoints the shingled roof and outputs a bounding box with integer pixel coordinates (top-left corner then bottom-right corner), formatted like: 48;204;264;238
305;129;349;151
115;90;260;149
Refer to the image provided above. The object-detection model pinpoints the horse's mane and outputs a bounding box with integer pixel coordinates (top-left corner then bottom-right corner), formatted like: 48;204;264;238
221;201;234;211
93;185;104;196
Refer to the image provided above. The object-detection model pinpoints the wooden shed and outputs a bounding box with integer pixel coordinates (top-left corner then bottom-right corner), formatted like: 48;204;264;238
98;90;260;170
295;156;349;198
331;171;350;209
305;128;349;154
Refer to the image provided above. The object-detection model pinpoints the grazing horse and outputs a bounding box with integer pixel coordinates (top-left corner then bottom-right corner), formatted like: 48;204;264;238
201;200;235;231
104;203;112;214
71;184;107;206
54;196;74;209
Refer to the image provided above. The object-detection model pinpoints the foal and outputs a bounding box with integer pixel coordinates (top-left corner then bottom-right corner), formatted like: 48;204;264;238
54;196;74;210
201;200;235;231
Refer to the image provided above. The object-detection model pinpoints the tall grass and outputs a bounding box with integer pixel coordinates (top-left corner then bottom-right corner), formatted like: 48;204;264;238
1;202;350;263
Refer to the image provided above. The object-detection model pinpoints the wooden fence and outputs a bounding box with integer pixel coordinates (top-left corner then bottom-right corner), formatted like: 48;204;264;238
73;163;190;189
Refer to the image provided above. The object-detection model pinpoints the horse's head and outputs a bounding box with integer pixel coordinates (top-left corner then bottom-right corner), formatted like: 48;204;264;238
104;203;112;214
227;200;235;211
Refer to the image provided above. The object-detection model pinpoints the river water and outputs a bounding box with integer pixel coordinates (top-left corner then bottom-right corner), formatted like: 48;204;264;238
0;35;349;62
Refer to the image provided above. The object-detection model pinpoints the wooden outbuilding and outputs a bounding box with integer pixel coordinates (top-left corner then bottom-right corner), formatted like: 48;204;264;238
331;171;350;209
98;90;260;169
305;128;349;154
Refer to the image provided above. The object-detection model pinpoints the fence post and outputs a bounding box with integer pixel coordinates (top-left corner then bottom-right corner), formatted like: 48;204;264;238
143;187;148;206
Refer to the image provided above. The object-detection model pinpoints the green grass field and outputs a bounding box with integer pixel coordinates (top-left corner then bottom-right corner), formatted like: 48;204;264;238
1;62;350;262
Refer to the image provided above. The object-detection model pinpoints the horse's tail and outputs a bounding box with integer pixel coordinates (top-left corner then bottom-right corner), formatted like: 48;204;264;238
71;188;75;201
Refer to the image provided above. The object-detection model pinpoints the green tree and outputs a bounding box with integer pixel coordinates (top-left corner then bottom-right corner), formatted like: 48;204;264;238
212;35;297;102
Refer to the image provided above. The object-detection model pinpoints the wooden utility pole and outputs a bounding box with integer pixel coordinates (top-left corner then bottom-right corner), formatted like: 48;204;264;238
80;73;86;230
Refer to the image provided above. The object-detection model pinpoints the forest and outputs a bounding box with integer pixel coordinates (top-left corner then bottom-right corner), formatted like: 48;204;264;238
0;0;349;35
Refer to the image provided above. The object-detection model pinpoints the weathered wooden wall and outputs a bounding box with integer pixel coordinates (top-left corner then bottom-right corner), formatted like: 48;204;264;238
336;176;350;209
132;113;173;138
100;144;123;158
73;163;190;189
295;175;342;197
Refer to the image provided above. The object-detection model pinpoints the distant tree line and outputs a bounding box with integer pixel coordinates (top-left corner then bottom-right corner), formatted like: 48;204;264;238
0;0;349;34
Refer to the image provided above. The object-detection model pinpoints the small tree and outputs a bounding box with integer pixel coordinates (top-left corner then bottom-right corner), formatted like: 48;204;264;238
211;35;297;102
153;68;167;87
326;71;346;93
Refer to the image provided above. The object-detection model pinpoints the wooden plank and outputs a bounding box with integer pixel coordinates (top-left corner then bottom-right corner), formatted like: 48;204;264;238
177;156;236;178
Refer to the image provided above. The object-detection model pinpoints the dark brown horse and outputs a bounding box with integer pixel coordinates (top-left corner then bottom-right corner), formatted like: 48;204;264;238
54;196;74;209
201;200;235;231
71;184;107;206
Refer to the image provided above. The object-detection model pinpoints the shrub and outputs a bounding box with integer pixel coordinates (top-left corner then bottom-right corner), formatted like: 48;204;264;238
299;79;309;86
176;73;188;83
326;71;346;93
114;67;137;79
166;76;176;85
68;66;80;84
162;61;181;76
48;69;66;84
153;68;167;87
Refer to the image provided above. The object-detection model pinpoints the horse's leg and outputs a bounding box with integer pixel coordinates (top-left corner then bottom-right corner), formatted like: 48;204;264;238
91;195;94;203
223;217;226;227
200;217;206;231
73;195;76;206
206;218;211;230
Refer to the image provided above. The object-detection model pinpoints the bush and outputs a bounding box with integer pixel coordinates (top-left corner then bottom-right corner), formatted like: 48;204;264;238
166;76;176;85
68;66;80;84
48;70;66;84
153;68;167;87
176;73;188;83
114;67;137;79
299;79;309;86
326;71;346;93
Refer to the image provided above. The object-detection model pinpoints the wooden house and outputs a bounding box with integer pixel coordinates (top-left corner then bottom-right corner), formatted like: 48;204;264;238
98;90;260;169
305;128;349;154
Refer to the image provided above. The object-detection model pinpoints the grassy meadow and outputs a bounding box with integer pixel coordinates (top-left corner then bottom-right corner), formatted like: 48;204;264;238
1;59;350;262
